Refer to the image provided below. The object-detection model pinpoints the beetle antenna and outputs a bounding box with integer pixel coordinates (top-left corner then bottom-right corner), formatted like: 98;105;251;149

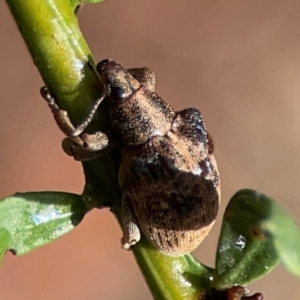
71;94;106;136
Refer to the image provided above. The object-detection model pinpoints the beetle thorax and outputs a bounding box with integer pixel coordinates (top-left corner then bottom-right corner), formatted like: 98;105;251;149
110;89;175;147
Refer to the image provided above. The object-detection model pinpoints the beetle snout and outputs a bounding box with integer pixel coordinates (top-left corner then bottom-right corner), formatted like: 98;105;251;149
96;59;116;74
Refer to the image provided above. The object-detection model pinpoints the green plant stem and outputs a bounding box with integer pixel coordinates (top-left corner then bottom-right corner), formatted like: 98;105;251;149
133;240;213;299
6;1;210;299
7;0;101;123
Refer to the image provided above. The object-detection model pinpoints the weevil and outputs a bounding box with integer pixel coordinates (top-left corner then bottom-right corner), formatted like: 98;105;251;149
40;59;220;256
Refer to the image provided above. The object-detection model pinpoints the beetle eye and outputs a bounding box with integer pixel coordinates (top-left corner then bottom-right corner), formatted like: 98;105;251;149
110;86;126;102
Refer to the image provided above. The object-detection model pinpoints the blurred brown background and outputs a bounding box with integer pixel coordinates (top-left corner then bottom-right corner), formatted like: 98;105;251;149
1;0;300;299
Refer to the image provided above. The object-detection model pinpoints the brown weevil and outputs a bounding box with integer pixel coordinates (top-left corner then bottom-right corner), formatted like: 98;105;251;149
40;59;220;256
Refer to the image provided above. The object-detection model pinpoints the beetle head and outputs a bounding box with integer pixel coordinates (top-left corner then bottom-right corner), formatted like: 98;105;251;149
96;59;140;103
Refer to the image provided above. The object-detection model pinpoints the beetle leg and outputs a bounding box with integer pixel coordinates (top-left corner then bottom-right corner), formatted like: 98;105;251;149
40;86;105;137
40;86;118;157
62;136;115;161
121;194;141;249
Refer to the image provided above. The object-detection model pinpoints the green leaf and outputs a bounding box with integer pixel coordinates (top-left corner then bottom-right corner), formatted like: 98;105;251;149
133;237;214;300
0;192;86;262
0;228;11;266
261;196;300;278
214;189;280;289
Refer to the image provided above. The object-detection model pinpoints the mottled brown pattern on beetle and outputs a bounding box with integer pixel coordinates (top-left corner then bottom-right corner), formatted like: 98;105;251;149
120;132;219;255
106;61;220;255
